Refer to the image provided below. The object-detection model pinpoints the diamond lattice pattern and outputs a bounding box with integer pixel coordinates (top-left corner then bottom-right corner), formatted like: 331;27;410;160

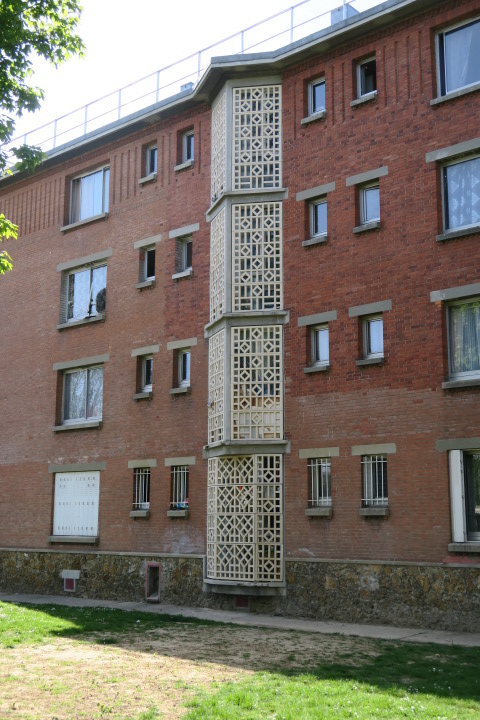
211;91;226;201
210;208;225;321
208;329;225;444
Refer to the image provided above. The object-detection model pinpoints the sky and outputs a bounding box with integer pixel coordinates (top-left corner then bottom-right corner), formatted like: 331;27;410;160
12;0;380;148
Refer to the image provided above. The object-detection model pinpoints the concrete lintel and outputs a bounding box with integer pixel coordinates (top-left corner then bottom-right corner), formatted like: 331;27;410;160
430;283;480;303
351;443;396;456
127;459;158;469
164;456;196;466
57;248;113;272
346;166;388;187
426;136;480;163
298;310;337;327
299;447;339;459
296;181;335;202
53;354;109;371
348;300;391;317
166;337;197;351
133;233;162;249
48;462;106;473
168;222;199;239
436;438;480;452
131;344;160;357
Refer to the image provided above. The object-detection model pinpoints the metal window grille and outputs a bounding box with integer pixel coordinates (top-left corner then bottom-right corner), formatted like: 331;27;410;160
362;455;388;506
171;466;189;509
133;468;150;510
308;458;331;507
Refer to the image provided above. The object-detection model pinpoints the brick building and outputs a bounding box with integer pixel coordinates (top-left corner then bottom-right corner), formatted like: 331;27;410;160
1;0;479;630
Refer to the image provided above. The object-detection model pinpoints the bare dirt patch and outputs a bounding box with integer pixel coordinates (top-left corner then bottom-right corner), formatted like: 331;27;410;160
0;621;378;719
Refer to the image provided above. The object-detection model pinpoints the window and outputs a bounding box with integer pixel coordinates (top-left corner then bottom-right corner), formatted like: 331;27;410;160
133;468;150;510
308;458;331;507
143;246;156;281
362;455;388;507
175;235;192;273
310;199;327;238
448;300;480;380
449;449;480;542
442;156;480;232
360;183;380;224
52;471;100;537
146;145;157;175
183;131;194;162
357;58;377;97
65;264;106;321
309;79;325;115
311;326;329;366
171;466;189;509
63;366;103;423
178;350;191;387
142;356;153;392
438;18;480;96
363;315;384;359
70;166;109;223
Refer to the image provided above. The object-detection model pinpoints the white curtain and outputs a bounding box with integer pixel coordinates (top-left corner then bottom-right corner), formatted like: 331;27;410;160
450;302;480;375
444;23;479;92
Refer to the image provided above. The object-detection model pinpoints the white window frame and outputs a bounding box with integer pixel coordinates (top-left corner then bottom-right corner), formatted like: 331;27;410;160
183;130;194;162
146;145;157;176
181;236;192;271
449;449;480;542
357;57;377;98
65;262;107;322
142;356;153;392
363;315;384;359
308;458;332;507
310;198;327;238
63;366;103;424
360;183;380;224
311;325;329;367
442;154;480;232
178;349;191;387
437;17;480;97
447;299;480;381
143;246;156;281
70;166;109;224
362;455;388;507
308;79;325;115
171;466;189;509
133;467;151;510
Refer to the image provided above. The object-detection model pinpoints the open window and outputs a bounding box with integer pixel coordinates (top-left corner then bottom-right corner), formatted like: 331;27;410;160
70;166;109;224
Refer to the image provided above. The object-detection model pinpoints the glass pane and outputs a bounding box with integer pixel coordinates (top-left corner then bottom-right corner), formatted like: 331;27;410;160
360;60;376;95
180;352;191;383
311;81;325;113
313;327;329;363
444;20;480;93
86;368;103;419
367;318;383;355
146;249;155;278
68;268;90;320
91;265;107;314
64;371;86;420
313;201;327;236
450;302;480;375
464;454;480;535
445;158;480;230
144;358;153;388
79;170;103;220
184;239;192;269
103;168;110;214
363;186;380;222
147;147;157;174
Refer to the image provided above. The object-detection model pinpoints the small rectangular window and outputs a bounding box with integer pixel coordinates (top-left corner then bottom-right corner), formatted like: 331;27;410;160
144;247;156;280
308;458;331;507
175;235;192;273
63;367;103;423
133;468;150;510
142;356;153;392
357;58;377;97
311;326;329;366
66;264;107;321
178;350;191;387
438;18;480;96
146;146;157;175
309;79;325;115
360;184;380;224
448;300;480;380
310;199;327;238
171;466;189;509
362;455;388;507
363;315;384;358
70;167;109;223
183;131;194;162
443;156;480;231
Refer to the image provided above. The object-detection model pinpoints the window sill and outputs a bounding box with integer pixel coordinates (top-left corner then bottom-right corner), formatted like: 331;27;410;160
356;357;384;367
167;509;189;518
57;314;105;331
431;81;480;107
350;91;377;108
436;224;480;243
49;535;99;544
302;235;328;248
353;220;381;234
359;506;389;517
60;213;108;233
170;386;190;395
304;364;329;374
300;110;326;125
174;159;194;172
138;172;157;186
133;391;152;401
172;268;193;281
130;509;150;518
53;420;102;432
442;378;480;390
136;278;155;290
448;542;480;554
305;507;332;517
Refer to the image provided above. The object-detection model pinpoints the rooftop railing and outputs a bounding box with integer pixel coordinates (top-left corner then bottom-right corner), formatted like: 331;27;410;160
3;0;380;159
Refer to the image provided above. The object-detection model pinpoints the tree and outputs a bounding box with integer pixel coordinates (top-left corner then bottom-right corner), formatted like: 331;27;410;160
0;0;84;273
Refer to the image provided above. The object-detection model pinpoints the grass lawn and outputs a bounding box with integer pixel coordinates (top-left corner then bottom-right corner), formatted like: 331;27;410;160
0;601;479;719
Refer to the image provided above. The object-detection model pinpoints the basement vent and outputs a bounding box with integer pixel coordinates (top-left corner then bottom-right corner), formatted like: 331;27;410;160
61;568;80;593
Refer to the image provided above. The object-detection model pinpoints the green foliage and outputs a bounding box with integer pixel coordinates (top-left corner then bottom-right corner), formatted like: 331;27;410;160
0;0;84;272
